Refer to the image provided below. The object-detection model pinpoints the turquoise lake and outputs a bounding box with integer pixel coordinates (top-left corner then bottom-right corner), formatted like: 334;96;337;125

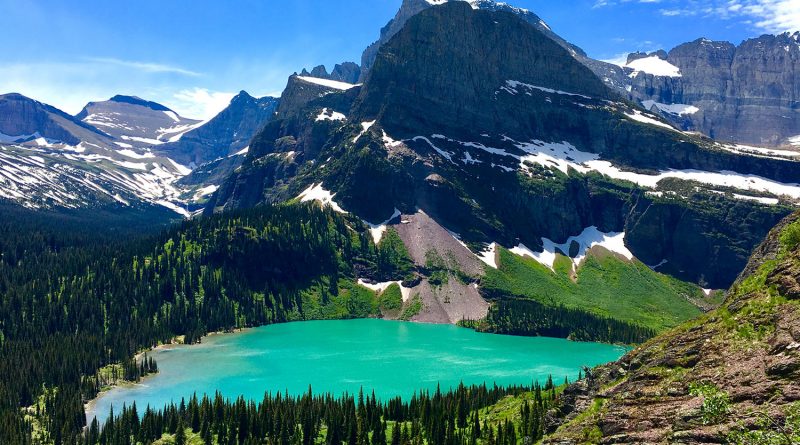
87;319;626;423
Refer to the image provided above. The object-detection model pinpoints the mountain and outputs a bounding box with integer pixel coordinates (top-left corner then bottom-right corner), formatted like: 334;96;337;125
155;91;278;167
0;93;194;214
543;211;800;443
623;33;800;148
0;89;281;214
357;0;586;82
357;0;800;149
300;62;362;84
76;94;202;148
209;0;799;307
0;93;112;147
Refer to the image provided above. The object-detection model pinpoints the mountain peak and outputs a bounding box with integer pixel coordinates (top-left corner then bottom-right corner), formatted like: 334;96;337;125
108;95;172;112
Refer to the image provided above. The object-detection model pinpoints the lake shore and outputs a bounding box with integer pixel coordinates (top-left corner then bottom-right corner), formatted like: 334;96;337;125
84;319;627;425
84;328;248;422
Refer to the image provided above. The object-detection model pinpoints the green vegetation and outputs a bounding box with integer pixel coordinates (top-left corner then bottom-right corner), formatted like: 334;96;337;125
376;228;415;282
689;382;732;425
477;299;655;344
728;402;800;445
379;284;404;313
780;219;800;251
482;247;706;333
399;295;424;321
0;204;413;444
87;378;568;445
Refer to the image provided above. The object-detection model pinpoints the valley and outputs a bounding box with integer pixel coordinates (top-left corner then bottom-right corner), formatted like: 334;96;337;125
1;0;799;443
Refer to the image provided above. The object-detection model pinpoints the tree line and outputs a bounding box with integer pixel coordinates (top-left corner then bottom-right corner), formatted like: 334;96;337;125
85;380;561;445
0;203;411;444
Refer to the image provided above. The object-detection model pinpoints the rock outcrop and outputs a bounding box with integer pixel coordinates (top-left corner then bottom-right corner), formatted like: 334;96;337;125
543;211;800;443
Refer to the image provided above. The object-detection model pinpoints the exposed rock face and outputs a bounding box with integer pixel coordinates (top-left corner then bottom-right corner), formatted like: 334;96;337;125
300;62;361;84
358;0;587;82
0;93;110;146
543;212;800;443
76;95;200;148
392;210;489;324
211;2;799;289
630;33;800;146
156;91;278;166
275;75;354;118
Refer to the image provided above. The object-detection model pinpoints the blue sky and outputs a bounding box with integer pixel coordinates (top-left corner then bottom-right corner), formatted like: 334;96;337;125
1;0;797;119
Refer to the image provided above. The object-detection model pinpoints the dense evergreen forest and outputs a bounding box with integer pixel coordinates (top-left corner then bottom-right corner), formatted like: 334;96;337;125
0;203;411;444
87;381;563;445
465;299;656;344
0;201;655;444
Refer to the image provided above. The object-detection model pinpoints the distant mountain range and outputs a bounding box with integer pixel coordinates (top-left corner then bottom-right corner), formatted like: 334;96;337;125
1;0;799;293
0;90;279;214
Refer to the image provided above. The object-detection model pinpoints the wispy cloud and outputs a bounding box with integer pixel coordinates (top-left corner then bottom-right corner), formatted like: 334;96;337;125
595;0;800;33
83;57;202;77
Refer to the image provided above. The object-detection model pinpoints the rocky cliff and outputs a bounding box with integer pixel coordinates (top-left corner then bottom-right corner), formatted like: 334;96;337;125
0;93;111;146
300;62;361;84
156;91;278;166
629;33;800;147
543;211;800;443
209;2;799;289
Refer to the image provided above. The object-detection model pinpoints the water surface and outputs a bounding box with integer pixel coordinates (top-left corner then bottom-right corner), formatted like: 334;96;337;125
88;319;625;422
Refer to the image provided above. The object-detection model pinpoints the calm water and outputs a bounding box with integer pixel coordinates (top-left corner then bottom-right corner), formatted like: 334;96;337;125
87;320;625;423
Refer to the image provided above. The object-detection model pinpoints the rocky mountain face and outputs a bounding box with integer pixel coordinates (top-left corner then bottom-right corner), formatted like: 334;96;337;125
76;95;201;148
156;91;278;167
0;87;283;215
0;93;112;147
357;0;800;148
0;94;192;214
300;62;361;84
626;33;800;147
209;2;799;290
357;0;587;82
543;211;800;443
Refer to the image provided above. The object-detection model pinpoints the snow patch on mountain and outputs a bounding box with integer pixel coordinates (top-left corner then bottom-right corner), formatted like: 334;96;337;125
297;183;347;213
718;143;800;160
297;76;360;91
422;133;800;202
511;227;633;271
357;279;413;301
641;100;700;116
502;80;592;99
624;110;677;130
364;208;402;244
626;56;682;77
477;242;498;269
316;108;347;122
353;121;377;143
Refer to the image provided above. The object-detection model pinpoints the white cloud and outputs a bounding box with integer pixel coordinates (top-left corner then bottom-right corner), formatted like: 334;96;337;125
169;88;236;121
597;0;800;33
602;53;632;66
83;57;202;77
742;0;800;33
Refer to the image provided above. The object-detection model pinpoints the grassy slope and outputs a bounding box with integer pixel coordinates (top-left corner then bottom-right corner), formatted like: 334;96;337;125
544;213;800;443
482;247;706;332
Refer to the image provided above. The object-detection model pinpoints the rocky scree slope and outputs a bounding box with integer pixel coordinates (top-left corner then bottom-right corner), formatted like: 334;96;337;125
210;2;799;289
542;211;800;444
